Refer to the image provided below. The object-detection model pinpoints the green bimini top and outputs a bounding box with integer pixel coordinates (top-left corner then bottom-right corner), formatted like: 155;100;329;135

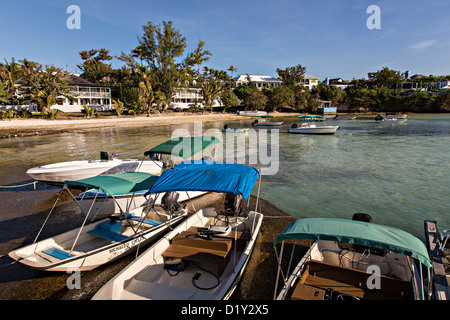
298;115;323;118
273;218;432;268
144;137;219;160
64;172;159;196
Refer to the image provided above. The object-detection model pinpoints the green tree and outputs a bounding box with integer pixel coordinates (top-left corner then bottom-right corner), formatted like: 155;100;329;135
78;48;114;84
21;62;73;119
219;90;237;113
134;20;212;110
265;85;294;112
369;67;403;88
276;64;306;86
198;67;231;113
246;89;267;111
0;58;23;103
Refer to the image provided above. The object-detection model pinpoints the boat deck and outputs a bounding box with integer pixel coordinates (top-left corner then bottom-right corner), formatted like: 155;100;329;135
290;260;412;300
119;227;251;300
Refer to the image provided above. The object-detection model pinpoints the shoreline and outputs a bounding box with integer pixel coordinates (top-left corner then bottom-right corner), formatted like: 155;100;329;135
0;111;381;137
0;112;248;136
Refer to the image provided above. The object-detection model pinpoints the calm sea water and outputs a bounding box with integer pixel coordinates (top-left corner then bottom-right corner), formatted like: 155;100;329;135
0;113;448;241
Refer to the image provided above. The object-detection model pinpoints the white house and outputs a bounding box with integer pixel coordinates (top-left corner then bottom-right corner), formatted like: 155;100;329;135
300;75;319;91
234;75;283;90
53;74;112;113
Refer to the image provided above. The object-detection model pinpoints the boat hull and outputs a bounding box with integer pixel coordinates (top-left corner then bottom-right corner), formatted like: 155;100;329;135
26;159;163;186
8;209;186;272
253;122;283;126
288;126;339;134
92;209;263;300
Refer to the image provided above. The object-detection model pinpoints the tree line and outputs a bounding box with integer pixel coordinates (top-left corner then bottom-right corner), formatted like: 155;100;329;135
1;20;449;120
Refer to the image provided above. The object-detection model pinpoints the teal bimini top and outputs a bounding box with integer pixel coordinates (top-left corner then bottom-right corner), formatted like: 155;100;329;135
144;136;219;160
274;218;432;268
64;172;158;197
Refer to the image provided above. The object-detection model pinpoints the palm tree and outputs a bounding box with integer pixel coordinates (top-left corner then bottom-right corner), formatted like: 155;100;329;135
112;99;124;117
136;66;159;116
228;65;237;79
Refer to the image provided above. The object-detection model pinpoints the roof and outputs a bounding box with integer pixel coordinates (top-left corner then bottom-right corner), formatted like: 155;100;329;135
235;75;283;83
144;137;219;159
64;172;159;196
147;161;260;200
303;75;319;80
273;218;432;268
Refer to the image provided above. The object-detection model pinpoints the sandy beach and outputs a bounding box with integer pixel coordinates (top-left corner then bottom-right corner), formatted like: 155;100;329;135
0;112;262;136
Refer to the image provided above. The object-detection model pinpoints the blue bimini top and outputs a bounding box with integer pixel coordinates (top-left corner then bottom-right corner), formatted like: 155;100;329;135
147;161;260;200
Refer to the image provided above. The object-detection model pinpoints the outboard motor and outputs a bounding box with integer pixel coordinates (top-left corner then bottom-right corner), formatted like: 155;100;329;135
147;152;162;161
252;120;258;126
224;193;242;216
223;124;228;130
375;114;384;121
100;151;109;160
291;123;298;128
161;192;183;213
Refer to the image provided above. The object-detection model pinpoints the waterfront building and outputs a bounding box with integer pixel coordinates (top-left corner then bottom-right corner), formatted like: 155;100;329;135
53;74;112;113
323;77;354;89
300;75;319;91
234;75;283;90
9;74;112;113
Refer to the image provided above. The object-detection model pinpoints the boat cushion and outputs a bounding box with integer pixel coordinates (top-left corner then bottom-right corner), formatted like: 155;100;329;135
42;247;75;260
126;214;163;226
87;221;129;242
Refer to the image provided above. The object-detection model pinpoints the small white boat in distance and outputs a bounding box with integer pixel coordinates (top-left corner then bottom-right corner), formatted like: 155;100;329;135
375;114;407;123
8;172;189;271
26;151;163;187
273;215;433;300
238;110;267;117
288;123;340;134
92;161;263;300
222;125;249;133
251;115;283;127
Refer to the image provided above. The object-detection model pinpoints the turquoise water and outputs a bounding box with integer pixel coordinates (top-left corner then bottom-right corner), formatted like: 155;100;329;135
0;114;448;240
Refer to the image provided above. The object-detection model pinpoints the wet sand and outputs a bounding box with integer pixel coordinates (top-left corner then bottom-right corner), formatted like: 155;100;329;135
0;186;304;300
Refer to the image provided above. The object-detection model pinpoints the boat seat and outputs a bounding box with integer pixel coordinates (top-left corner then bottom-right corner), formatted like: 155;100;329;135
42;247;75;260
126;214;163;226
88;221;130;242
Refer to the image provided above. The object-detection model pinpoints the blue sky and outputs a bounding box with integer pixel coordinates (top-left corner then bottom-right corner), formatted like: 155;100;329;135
1;0;449;81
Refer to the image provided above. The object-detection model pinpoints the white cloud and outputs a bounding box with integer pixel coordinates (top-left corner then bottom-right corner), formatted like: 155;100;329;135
409;40;437;50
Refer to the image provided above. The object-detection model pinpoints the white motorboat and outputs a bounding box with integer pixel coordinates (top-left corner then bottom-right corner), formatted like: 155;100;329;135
222;125;249;133
273;215;433;300
288;122;340;134
238;110;267;117
375;114;407;122
26;137;220;187
251;115;283;127
424;220;450;300
92;161;263;300
8;172;188;271
26;154;163;187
